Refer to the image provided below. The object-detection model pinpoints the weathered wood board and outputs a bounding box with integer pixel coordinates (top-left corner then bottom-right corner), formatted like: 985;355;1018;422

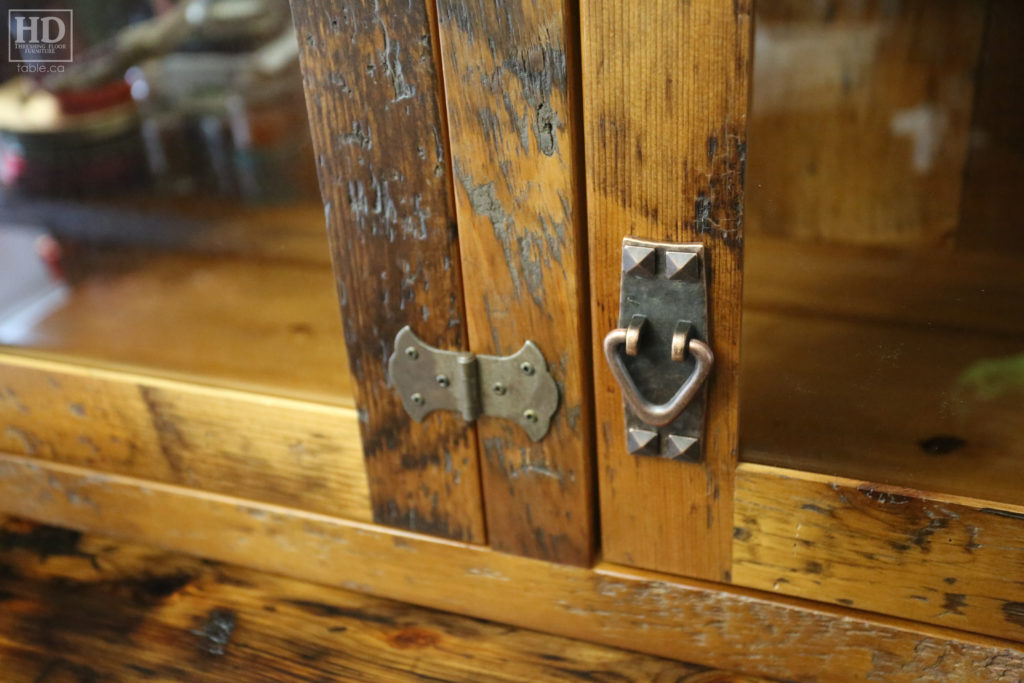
435;0;594;564
582;0;751;580
0;518;749;682
0;454;1021;682
734;464;1024;644
292;0;485;541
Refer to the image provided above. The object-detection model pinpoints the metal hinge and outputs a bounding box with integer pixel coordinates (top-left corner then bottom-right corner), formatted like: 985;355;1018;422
387;326;559;441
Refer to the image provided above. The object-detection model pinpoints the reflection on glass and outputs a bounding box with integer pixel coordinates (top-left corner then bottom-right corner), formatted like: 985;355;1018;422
0;1;350;404
742;0;1023;504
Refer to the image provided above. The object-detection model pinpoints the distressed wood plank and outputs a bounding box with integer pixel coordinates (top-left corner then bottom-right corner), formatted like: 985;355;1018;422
747;0;986;247
292;0;485;541
582;1;751;579
733;463;1024;644
0;520;748;682
0;353;372;521
435;0;594;563
0;454;1022;682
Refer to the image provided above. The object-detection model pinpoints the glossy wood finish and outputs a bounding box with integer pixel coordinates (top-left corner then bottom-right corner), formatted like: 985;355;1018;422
0;519;756;682
0;353;371;521
734;464;1024;643
582;0;751;580
435;0;594;564
0;454;1021;682
292;0;485;542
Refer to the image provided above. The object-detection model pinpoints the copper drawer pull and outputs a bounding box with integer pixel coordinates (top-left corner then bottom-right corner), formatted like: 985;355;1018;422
604;316;714;428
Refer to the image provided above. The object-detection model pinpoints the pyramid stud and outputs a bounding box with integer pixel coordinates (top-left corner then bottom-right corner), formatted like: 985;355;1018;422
664;434;698;460
622;245;656;277
626;428;659;455
665;251;699;281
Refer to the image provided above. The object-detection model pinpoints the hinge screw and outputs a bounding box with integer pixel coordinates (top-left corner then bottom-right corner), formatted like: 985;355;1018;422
436;375;450;388
520;361;535;376
405;347;419;360
410;393;425;406
523;409;538;423
492;382;507;396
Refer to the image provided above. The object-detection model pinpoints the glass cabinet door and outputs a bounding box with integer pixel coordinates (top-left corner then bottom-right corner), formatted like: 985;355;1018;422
0;0;372;521
742;0;1023;508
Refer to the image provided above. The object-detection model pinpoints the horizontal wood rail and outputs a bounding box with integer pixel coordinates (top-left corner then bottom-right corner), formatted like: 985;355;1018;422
0;452;1021;682
0;351;370;521
2;351;1023;642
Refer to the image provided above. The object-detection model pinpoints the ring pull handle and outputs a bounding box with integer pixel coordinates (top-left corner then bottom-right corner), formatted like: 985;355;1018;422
603;315;714;427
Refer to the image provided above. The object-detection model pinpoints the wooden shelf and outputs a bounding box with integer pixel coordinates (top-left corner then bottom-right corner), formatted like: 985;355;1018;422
742;237;1024;505
0;250;353;406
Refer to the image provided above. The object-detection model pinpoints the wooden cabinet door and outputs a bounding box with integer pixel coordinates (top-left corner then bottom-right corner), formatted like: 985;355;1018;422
577;0;1024;645
581;1;750;582
292;0;596;565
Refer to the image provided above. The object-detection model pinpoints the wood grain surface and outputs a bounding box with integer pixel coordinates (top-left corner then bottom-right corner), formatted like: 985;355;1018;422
435;0;594;564
2;453;1022;682
734;464;1024;644
747;0;986;247
0;518;765;682
581;0;752;580
292;0;485;542
0;353;372;521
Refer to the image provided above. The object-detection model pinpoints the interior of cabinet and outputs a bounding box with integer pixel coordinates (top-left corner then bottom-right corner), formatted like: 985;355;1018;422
0;198;352;405
0;3;354;407
741;0;1024;505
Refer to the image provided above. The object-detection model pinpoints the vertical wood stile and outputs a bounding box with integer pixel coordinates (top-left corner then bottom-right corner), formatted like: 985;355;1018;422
292;0;485;542
581;1;752;579
434;0;595;564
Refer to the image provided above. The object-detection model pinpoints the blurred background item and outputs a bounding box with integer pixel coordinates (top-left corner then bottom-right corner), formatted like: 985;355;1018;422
0;0;314;202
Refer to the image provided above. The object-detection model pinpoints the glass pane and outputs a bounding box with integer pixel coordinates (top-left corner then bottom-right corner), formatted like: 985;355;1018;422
0;1;350;405
742;0;1023;505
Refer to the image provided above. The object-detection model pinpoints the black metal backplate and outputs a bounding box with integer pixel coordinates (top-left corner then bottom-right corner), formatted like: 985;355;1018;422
617;238;709;461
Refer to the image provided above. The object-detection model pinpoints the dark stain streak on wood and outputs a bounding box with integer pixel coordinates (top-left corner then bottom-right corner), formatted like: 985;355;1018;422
1003;602;1024;628
982;508;1024;522
941;593;967;616
284;600;396;626
799;503;833;516
0;521;97;568
909;517;949;552
400;452;443;471
138;386;188;477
